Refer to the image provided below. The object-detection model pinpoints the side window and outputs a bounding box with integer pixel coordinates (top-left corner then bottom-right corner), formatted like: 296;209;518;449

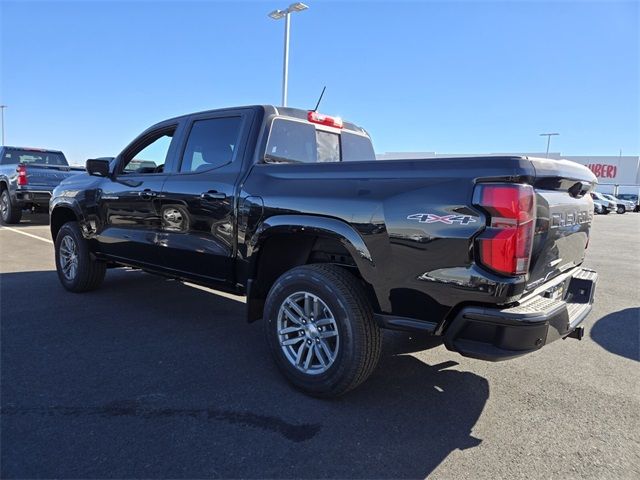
121;130;174;175
2;152;16;165
180;117;242;173
265;119;317;163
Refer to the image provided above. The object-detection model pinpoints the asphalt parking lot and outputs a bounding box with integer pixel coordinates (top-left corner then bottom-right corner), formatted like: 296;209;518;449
1;213;638;479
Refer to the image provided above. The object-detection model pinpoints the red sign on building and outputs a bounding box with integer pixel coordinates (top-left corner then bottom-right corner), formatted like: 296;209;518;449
587;164;618;179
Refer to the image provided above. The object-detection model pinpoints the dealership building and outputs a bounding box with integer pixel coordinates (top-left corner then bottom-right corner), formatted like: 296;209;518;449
376;152;640;195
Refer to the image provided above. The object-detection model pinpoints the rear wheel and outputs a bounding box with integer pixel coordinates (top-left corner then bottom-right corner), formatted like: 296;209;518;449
0;189;22;224
264;264;381;397
616;206;625;214
55;221;106;292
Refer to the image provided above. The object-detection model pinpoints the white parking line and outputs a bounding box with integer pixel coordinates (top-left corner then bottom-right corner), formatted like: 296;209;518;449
0;226;54;244
0;229;246;303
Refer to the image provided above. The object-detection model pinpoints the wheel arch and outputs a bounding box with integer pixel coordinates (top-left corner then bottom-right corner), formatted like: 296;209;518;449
50;205;80;241
0;178;11;199
245;215;378;322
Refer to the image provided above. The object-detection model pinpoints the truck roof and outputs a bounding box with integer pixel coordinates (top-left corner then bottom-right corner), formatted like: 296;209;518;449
158;105;369;136
1;146;64;154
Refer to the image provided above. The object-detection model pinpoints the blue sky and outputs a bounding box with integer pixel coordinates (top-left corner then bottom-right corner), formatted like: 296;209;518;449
1;0;638;164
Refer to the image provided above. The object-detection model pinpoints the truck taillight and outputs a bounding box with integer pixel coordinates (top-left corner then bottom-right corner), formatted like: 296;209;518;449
17;165;28;186
307;111;343;129
473;183;536;276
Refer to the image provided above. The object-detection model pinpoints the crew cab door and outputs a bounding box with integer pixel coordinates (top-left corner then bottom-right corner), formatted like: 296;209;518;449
157;109;253;284
96;124;180;267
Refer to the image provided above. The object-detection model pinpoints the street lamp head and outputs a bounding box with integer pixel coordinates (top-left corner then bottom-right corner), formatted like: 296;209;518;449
269;3;308;19
288;2;309;12
540;132;559;136
268;9;286;20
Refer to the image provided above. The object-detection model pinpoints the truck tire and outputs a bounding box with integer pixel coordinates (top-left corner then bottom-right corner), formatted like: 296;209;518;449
0;189;22;224
55;221;106;292
616;206;625;214
264;264;382;397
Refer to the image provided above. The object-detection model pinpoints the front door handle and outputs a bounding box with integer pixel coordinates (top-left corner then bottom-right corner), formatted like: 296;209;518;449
201;190;226;201
138;189;158;199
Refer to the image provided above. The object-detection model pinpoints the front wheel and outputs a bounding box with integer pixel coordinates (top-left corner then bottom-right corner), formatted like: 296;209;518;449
617;206;625;214
264;264;382;397
55;221;106;292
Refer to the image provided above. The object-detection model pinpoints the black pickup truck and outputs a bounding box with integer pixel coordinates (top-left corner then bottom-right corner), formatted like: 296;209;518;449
50;105;598;397
0;146;84;224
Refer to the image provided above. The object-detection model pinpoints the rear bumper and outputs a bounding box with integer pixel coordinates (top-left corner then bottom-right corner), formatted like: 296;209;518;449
443;268;597;361
596;204;614;213
15;189;52;206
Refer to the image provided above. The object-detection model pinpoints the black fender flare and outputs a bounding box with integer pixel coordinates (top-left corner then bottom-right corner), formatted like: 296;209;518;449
250;213;373;260
243;214;380;321
0;175;14;202
49;197;87;239
247;213;377;284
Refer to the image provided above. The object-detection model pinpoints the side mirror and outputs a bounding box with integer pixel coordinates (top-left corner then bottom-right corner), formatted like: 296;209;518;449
86;158;111;177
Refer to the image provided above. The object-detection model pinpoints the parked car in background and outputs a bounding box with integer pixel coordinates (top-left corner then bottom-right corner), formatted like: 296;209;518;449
591;192;616;215
602;193;634;214
0;146;84;224
49;105;598;397
616;193;640;212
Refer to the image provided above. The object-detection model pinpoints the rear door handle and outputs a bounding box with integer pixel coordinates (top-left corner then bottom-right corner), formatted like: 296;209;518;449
138;189;158;199
201;191;226;201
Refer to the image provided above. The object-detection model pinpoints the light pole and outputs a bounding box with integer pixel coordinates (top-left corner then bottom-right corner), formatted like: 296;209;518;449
540;132;559;158
0;105;6;146
268;3;309;107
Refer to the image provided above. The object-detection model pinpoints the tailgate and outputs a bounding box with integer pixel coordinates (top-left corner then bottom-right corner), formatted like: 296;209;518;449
24;164;82;187
526;157;597;290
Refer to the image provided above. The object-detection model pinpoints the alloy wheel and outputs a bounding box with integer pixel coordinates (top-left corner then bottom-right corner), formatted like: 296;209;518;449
277;291;339;375
59;235;79;280
0;192;8;221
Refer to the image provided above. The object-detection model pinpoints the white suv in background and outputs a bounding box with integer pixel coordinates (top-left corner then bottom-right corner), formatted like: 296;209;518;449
602;194;635;214
591;192;616;214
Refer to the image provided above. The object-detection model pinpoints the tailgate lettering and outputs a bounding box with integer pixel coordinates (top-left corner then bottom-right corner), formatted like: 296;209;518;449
551;210;590;228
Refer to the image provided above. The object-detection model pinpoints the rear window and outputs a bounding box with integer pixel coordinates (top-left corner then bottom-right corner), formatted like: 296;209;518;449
618;194;638;202
341;132;376;161
2;150;68;166
265;118;374;164
316;131;340;162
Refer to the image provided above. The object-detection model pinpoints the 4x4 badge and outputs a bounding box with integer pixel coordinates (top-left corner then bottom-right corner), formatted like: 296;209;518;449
407;213;477;225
